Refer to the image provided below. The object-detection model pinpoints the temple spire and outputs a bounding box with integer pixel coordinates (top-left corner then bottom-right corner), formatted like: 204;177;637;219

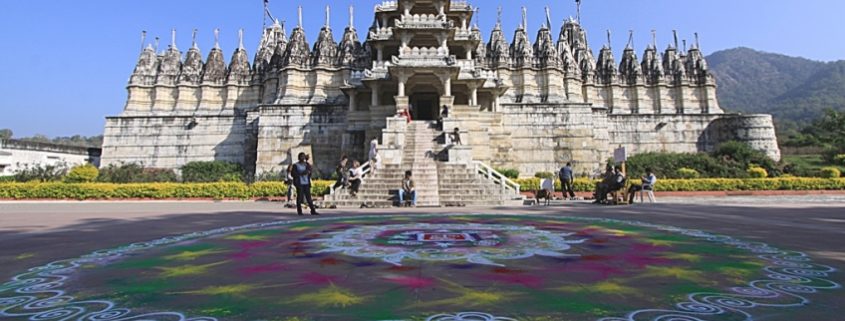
154;36;160;52
683;39;687;52
626;30;634;50
170;28;177;50
545;6;552;29
238;28;245;50
214;28;220;49
606;29;612;49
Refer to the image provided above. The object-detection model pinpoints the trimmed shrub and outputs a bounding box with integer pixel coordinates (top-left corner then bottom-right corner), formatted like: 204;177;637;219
626;152;743;178
13;164;68;182
713;141;778;175
819;167;841;179
64;165;99;183
496;168;520;179
534;171;555;180
0;176;15;182
0;180;336;200
747;167;768;179
181;161;243;183
676;168;701;179
835;154;845;166
97;163;179;183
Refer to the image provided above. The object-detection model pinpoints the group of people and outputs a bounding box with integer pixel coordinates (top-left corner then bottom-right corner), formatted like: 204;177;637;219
557;162;656;205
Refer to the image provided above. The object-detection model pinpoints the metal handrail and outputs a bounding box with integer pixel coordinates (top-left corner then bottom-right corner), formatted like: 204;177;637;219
473;161;521;197
328;161;371;196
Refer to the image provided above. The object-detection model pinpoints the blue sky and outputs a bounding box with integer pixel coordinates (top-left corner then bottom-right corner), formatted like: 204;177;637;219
0;0;842;137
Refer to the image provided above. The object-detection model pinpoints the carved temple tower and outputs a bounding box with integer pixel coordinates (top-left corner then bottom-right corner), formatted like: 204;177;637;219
102;0;781;180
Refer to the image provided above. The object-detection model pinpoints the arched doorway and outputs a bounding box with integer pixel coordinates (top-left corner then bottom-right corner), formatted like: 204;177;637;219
409;84;440;121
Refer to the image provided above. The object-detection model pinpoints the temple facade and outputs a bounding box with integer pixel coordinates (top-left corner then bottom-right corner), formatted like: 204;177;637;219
102;0;780;178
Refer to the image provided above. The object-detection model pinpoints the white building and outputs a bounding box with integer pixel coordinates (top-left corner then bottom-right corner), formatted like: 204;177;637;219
0;140;101;176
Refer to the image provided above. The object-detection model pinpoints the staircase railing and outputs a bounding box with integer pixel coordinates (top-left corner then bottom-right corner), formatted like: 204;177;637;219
473;161;522;198
328;161;371;196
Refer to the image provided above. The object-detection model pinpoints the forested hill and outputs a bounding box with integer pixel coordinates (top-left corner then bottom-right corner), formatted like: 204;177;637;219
707;47;845;129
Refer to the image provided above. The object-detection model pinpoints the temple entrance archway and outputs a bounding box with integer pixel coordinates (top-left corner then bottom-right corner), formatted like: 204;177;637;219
410;92;440;121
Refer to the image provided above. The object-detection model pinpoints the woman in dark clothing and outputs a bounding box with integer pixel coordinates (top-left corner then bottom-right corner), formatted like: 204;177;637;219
332;155;349;190
290;153;319;216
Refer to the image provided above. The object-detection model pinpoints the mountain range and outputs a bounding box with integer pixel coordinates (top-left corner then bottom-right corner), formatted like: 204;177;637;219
706;47;845;131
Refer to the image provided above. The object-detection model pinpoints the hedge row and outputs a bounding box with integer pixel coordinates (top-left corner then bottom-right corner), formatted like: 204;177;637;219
1;178;844;200
514;178;845;193
0;181;334;200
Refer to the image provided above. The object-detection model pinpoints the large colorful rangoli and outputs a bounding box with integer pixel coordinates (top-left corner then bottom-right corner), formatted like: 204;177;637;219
0;214;839;321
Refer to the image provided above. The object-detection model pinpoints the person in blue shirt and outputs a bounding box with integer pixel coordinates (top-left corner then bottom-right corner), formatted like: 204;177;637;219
291;152;319;216
559;162;576;199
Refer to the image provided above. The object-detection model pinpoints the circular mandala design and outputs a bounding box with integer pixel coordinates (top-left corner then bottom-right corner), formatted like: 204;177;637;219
310;223;585;266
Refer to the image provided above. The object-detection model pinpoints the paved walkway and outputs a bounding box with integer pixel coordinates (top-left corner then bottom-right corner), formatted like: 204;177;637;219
0;197;842;320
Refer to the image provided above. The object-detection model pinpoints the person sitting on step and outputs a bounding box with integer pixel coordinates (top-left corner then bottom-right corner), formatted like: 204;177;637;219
348;160;363;197
398;170;417;207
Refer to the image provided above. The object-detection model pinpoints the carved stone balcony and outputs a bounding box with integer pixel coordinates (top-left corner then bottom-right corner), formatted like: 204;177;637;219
395;14;452;29
453;28;482;42
368;27;394;41
392;54;458;68
450;1;472;12
375;1;398;12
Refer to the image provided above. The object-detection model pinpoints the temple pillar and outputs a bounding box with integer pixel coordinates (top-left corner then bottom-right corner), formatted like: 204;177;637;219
468;83;478;106
349;91;358;112
376;44;384;61
371;84;380;108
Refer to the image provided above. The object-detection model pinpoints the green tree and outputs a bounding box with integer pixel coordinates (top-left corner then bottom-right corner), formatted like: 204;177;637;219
0;128;12;140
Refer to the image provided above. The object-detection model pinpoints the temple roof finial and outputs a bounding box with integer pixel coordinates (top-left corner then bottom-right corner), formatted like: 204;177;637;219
606;29;612;49
191;29;198;49
140;30;147;51
238;28;245;50
214;28;220;50
496;6;502;28
349;5;354;28
154;36;160;53
651;29;657;49
298;6;303;29
521;6;527;31
170;28;177;50
325;5;330;28
626;30;634;50
576;0;582;23
683;39;687;52
672;29;679;50
545;6;552;29
694;32;700;49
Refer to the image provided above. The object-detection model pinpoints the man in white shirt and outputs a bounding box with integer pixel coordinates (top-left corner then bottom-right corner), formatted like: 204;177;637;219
627;168;657;203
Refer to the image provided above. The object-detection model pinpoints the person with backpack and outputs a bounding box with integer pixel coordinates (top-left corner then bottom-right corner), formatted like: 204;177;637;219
291;152;319;216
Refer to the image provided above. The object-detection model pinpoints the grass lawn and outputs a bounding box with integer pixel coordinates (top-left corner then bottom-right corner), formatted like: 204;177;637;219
783;154;845;175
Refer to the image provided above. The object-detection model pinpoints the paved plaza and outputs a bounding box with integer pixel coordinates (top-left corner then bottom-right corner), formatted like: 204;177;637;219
0;198;842;321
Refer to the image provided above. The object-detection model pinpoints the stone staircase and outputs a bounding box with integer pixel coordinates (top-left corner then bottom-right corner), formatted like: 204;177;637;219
323;119;518;208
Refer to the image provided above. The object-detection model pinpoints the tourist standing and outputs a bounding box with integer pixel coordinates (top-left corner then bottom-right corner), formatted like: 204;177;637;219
332;155;349;190
399;170;417;207
369;137;380;176
450;128;463;146
291;153;319;216
559;162;576;199
285;163;295;207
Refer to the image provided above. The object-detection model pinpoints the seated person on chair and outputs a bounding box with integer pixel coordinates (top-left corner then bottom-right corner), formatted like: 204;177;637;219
399;170;416;207
593;166;615;203
627;168;657;203
597;166;626;204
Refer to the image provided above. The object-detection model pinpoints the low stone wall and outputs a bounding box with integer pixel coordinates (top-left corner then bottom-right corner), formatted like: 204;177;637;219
101;115;249;169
